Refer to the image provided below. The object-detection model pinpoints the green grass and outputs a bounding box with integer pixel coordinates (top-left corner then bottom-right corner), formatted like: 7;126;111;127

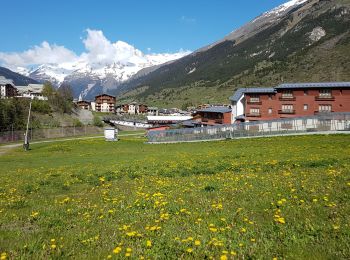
0;134;350;259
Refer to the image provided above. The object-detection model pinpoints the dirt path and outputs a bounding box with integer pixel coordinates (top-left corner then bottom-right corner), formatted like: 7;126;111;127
0;133;144;156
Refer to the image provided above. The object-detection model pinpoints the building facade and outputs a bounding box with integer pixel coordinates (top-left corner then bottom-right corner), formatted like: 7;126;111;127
194;107;232;126
95;94;116;113
230;82;350;122
16;84;47;100
0;76;17;99
76;100;91;110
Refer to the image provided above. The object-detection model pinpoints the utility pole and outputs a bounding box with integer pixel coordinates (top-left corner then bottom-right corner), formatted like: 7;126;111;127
23;97;33;151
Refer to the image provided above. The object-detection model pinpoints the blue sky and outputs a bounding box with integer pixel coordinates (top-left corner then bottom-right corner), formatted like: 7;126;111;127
1;0;289;54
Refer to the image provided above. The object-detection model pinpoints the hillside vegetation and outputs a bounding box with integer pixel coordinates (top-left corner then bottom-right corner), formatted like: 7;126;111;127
116;0;350;108
0;134;349;259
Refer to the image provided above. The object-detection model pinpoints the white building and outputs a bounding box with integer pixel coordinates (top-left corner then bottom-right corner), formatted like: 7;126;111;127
16;84;47;100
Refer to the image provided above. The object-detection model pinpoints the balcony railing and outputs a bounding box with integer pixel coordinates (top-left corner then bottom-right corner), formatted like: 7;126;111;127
278;110;295;114
215;119;223;124
247;101;262;105
279;96;296;101
315;96;335;101
246;113;261;117
315;110;334;115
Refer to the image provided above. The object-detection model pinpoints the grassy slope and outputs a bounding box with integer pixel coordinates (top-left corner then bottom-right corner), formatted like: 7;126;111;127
117;2;350;108
0;135;350;259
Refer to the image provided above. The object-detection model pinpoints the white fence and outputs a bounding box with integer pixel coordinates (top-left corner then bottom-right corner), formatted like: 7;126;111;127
147;112;350;143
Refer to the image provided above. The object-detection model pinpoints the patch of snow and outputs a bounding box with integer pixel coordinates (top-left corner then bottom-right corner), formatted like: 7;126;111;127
266;0;308;16
187;67;196;74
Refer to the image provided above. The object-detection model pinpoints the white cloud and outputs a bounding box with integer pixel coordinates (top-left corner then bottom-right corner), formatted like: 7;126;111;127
0;41;78;68
0;29;190;69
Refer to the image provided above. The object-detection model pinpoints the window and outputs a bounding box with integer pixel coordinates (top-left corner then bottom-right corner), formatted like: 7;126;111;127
303;104;308;110
268;108;273;114
250;108;260;115
282;104;294;112
268;94;272;100
268;122;272;128
250;94;260;103
319;89;332;98
282;90;293;98
304;90;308;96
319;105;332;112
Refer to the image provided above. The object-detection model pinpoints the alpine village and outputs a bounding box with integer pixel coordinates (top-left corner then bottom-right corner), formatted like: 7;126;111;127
0;0;350;259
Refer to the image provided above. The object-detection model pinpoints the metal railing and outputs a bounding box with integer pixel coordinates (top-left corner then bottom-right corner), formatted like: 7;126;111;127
147;112;350;144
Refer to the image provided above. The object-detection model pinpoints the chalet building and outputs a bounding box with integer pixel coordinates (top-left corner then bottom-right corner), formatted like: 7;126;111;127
16;84;47;100
76;100;91;110
230;82;350;122
94;94;116;113
0;76;17;99
194;106;232;126
116;103;150;115
138;104;148;114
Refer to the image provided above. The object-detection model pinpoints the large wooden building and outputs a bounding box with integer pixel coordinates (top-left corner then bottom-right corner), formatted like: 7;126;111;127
230;82;350;122
94;94;116;113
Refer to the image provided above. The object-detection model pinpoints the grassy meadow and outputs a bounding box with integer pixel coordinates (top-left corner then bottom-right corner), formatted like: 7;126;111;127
0;134;350;259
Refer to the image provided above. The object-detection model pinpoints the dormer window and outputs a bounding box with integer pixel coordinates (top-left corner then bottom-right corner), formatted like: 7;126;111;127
250;94;260;103
282;90;293;98
319;89;331;98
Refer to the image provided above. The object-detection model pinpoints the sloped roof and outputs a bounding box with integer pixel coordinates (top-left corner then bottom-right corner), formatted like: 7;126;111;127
276;82;350;89
95;93;116;98
0;76;15;87
229;87;275;102
197;106;231;113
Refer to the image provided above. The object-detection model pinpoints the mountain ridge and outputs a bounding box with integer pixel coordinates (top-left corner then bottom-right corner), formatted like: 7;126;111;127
0;66;39;86
113;0;350;108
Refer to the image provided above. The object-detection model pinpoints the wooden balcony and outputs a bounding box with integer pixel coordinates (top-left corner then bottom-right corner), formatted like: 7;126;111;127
314;110;334;115
278;110;295;114
215;119;223;124
279;96;296;101
246;113;261;117
247;101;262;105
315;96;335;101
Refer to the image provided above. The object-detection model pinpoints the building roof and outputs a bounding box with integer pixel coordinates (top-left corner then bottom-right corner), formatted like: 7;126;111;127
197;106;232;113
147;116;193;122
16;84;44;94
95;93;116;98
0;76;15;87
244;87;275;93
229;87;275;102
275;82;350;89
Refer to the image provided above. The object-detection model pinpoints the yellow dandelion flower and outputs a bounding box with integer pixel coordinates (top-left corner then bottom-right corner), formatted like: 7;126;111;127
51;244;57;249
195;240;201;246
220;255;227;260
113;246;122;254
186;248;193;253
146;240;152;247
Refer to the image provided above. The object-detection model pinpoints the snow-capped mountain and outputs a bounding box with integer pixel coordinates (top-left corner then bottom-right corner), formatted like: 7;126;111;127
115;0;350;105
14;40;190;99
